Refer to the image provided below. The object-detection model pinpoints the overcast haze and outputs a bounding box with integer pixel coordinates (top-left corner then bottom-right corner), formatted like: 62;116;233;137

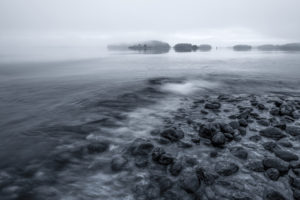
1;0;300;46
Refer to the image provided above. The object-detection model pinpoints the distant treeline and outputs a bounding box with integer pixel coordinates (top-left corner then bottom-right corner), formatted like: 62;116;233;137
107;41;300;53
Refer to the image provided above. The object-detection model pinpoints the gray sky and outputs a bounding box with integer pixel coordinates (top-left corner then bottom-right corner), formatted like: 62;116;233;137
1;0;300;45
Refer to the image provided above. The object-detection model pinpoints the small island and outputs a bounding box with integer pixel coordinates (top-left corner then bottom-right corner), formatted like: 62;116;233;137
174;43;194;52
233;45;252;51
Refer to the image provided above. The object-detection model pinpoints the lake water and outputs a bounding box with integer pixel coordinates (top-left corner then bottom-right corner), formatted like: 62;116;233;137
0;46;300;199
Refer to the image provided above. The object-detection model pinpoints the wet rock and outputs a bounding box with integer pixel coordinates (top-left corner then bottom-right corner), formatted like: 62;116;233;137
273;148;298;162
199;123;221;138
150;175;173;193
196;167;218;185
262;141;278;152
224;132;234;140
152;147;165;162
135;156;148;168
290;161;300;169
278;138;293;148
130;139;154;156
263;189;286;200
215;161;239;176
158;153;174;165
286;126;300;136
239;119;248;127
169;160;183;176
178;141;193;148
204;102;221;110
280;104;294;116
265;168;280;181
210;151;218;158
293;189;300;200
161;128;184;142
270;108;280;116
221;124;234;134
201;109;209;115
249;135;262;142
230;146;248;160
238;127;247;136
257;103;265;110
211;132;226;146
257;119;270;126
191;136;201;144
274;123;287;130
111;156;128;172
229;121;240;129
293;168;300;176
87;141;109;154
260;127;286;140
290;176;300;190
179;170;200;193
184;156;198;167
263;157;289;173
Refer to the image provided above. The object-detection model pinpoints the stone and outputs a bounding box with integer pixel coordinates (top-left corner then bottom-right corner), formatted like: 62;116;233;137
196;167;218;185
257;103;265;110
280;104;294;116
239;127;247;136
130;139;154;156
215;161;239;176
135;156;148;168
278;138;293;148
257;119;270;126
169;160;183;176
230;146;248;160
158;153;174;165
263;157;289;173
111;156;128;172
260;127;286;140
286;126;300;136
152;147;165;162
211;132;226;146
263;189;286;200
270;108;280;116
221;124;234;134
179;171;200;193
249;135;262;142
204;102;221;110
290;161;300;169
290;176;300;190
262;142;278;152
245;160;264;172
87;141;109;153
293;189;300;200
265;168;280;181
273;148;298;162
161;128;184;142
239;119;248;127
199;123;221;138
229;121;240;129
178;141;193;148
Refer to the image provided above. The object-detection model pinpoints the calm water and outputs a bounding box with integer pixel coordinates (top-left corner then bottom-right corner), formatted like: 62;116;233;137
0;47;300;199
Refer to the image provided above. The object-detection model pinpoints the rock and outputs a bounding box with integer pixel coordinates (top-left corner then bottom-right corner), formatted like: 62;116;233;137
263;189;286;200
178;141;193;148
199;123;221;138
161;128;184;142
249;135;262;142
191;136;201;144
262;142;278;152
130;139;154;156
158;153;174;165
293;168;300;176
87;141;109;153
211;132;226;146
274;123;286;130
273;148;298;162
245;160;265;172
239;127;247;136
224;132;234;140
201;109;209;115
293;189;300;200
196;167;218;185
257;119;270;126
111;156;128;172
290;161;300;169
135;156;148;168
221;124;234;134
270;108;280;116
260;127;286;140
150;175;173;193
286;126;300;136
179;171;200;193
239;119;248;127
230;147;248;160
280;104;294;116
215;161;239;176
263;157;289;173
210;151;218;158
229;121;240;129
265;168;280;181
257;104;265;110
204;102;221;110
152;147;165;162
278;138;293;148
169;160;183;176
290;176;300;190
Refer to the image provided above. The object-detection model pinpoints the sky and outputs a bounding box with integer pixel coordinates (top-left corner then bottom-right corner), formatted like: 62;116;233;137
0;0;300;46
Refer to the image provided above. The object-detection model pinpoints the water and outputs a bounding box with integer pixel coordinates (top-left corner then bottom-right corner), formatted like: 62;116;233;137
0;47;300;199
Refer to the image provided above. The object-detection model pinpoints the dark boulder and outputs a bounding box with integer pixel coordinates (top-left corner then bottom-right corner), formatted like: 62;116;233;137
204;102;221;110
230;146;248;160
290;176;300;190
129;139;154;156
215;161;239;176
211;132;226;146
158;153;174;165
262;142;278;152
152;147;165;162
265;168;280;181
245;160;264;172
263;157;289;173
257;119;270;126
221;123;234;134
239;119;248;127
179;170;200;193
229;121;240;129
169;160;183;176
135;156;148;168
111;156;128;172
196;167;218;185
260;127;286;140
280;104;294;116
263;189;286;200
87;141;109;154
161;128;184;142
198;123;221;138
249;135;262;142
286;126;300;136
273;148;298;162
278;138;293;148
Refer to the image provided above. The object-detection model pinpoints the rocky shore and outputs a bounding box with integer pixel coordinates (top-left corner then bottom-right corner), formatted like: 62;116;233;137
108;92;300;199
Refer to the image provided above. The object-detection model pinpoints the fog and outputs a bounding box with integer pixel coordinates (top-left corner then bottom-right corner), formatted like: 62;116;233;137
1;0;300;46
